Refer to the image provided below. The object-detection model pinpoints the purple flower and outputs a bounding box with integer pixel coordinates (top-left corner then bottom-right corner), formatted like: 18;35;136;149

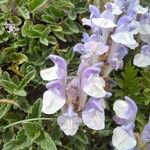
82;98;105;130
82;5;101;33
141;116;150;143
113;96;138;124
114;0;148;14
92;5;117;28
133;44;150;67
139;12;150;43
112;96;138;150
105;2;122;16
112;123;137;150
40;54;67;83
111;15;139;49
108;45;128;70
57;104;82;136
42;80;66;114
81;63;106;98
74;34;108;65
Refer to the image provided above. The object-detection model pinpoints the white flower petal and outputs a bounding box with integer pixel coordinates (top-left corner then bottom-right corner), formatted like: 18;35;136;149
141;34;150;43
40;67;58;81
113;100;129;119
130;21;140;35
57;113;82;136
92;18;117;28
112;126;137;150
133;54;150;67
82;18;91;26
137;5;148;14
139;24;150;35
82;110;105;130
111;32;138;49
42;90;65;114
83;76;106;98
107;3;122;15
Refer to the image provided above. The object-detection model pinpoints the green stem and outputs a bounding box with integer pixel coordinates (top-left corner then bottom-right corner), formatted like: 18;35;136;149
3;117;55;129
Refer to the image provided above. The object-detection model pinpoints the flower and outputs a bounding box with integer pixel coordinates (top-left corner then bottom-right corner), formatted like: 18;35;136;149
138;116;150;149
112;96;138;150
82;98;106;130
112;123;137;150
92;4;117;28
111;15;139;49
139;12;150;43
81;63;106;98
133;44;150;67
42;80;66;114
113;96;138;124
40;54;67;82
40;54;108;135
74;33;108;65
108;45;128;70
57;104;82;136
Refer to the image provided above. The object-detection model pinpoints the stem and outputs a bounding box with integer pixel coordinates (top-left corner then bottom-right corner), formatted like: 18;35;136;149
3;118;55;129
0;99;19;107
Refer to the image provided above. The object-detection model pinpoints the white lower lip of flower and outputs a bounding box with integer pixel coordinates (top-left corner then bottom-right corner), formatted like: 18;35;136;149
139;24;150;35
82;110;105;130
42;90;66;114
57;113;82;136
40;66;58;81
83;76;106;98
133;54;150;67
137;5;148;14
111;32;138;49
92;18;117;28
112;126;137;150
113;100;129;119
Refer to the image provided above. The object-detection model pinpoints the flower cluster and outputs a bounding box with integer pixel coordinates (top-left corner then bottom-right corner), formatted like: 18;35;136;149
40;54;110;135
40;0;150;149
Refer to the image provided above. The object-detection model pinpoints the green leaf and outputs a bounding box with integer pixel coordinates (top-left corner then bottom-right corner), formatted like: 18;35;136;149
9;52;28;65
98;129;113;137
27;99;42;119
4;112;21;123
0;79;18;94
40;37;49;46
74;130;88;144
11;16;22;26
36;132;57;150
41;14;54;23
18;66;36;89
45;5;64;18
50;25;63;32
120;61;140;99
61;1;75;8
32;24;47;34
2;130;14;144
15;89;27;97
28;0;48;12
65;18;79;33
3;129;31;150
18;6;30;19
0;0;8;4
25;29;40;38
48;36;57;45
22;21;33;37
54;32;66;42
68;9;76;20
24;122;41;142
0;104;11;119
12;39;27;48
